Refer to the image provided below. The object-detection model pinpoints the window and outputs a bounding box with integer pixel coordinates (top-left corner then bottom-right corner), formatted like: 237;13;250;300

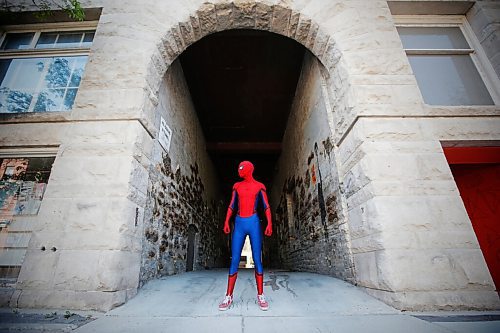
0;150;57;281
0;27;94;113
396;17;498;106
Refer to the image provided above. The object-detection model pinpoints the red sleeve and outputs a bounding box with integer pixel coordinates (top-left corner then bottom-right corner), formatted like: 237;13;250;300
260;185;270;211
228;183;238;210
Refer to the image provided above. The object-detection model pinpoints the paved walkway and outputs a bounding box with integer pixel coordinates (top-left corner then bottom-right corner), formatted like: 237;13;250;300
1;269;498;332
71;269;499;333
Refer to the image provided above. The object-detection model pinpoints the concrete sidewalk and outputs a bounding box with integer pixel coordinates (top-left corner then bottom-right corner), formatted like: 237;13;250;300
1;269;498;332
71;269;499;333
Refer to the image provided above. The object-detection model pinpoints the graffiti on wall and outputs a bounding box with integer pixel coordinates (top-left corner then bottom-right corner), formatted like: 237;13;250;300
0;157;54;223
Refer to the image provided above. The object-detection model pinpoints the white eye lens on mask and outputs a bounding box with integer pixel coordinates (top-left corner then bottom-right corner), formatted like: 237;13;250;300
239;166;244;170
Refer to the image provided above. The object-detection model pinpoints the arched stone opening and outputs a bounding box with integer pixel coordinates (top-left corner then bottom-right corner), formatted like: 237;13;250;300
186;224;199;272
139;0;356;290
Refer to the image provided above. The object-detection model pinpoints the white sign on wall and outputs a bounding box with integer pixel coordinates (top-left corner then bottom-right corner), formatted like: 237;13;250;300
159;117;173;152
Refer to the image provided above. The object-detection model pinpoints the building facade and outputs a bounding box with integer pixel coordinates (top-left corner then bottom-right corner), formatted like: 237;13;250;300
0;0;499;311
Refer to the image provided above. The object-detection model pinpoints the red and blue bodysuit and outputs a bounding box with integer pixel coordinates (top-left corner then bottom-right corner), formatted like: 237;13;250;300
219;161;272;311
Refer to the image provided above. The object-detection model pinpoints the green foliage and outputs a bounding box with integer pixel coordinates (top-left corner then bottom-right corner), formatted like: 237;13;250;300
35;0;85;21
2;1;85;22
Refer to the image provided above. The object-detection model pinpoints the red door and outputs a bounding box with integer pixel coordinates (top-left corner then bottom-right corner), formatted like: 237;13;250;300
444;147;500;291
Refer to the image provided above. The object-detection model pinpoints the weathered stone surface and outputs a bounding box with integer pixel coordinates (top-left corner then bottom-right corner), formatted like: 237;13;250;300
52;250;140;292
215;2;234;31
170;25;186;56
270;52;355;283
179;21;196;48
197;2;218;36
12;288;134;311
138;59;224;286
190;15;203;40
305;22;319;51
287;11;300;37
468;1;500;78
232;1;256;28
14;249;58;291
294;16;312;46
254;2;272;30
311;28;330;60
270;5;291;36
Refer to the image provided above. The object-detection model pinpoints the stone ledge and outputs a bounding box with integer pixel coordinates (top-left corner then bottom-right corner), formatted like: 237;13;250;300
10;287;137;311
362;287;500;311
387;1;474;15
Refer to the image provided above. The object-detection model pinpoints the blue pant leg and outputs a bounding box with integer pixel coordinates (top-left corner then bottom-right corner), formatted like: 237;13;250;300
229;218;247;275
248;215;263;274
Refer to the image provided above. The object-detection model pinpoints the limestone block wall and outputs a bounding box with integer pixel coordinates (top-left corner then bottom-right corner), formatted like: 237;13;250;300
338;116;500;310
270;52;355;283
1;120;147;310
139;59;224;286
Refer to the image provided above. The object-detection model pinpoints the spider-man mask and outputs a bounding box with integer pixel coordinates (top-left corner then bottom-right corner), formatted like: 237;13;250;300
238;161;254;180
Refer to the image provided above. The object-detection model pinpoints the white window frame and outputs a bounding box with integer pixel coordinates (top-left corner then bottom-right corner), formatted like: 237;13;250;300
0;21;98;113
0;147;59;158
394;15;500;105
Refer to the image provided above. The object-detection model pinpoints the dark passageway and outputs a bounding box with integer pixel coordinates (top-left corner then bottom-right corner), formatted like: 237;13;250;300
150;27;352;283
178;29;306;269
179;29;305;195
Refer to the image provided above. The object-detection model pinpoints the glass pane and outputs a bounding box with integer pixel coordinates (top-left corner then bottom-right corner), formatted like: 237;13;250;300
82;32;95;48
0;56;87;113
33;91;58;112
1;33;34;50
55;32;83;48
0;60;12;83
46;58;72;88
10;59;46;90
68;56;87;87
397;27;470;49
63;88;78;110
35;33;58;49
408;55;494;105
0;88;33;113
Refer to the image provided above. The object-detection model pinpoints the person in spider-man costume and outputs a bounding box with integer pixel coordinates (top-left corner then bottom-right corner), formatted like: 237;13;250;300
218;161;272;311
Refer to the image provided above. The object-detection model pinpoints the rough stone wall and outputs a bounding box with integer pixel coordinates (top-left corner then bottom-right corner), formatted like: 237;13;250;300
468;0;500;79
269;52;355;283
139;60;224;286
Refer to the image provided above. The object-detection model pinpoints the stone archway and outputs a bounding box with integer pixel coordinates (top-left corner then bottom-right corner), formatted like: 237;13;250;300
139;0;356;288
141;1;352;136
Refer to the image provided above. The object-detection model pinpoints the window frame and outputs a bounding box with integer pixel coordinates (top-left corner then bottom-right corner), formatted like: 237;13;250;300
394;15;500;105
0;21;98;113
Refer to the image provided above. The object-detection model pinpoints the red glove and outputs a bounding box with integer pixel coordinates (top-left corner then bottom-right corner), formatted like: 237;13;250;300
264;208;272;236
223;207;233;234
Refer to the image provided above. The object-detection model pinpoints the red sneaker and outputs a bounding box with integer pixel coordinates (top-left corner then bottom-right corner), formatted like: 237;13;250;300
257;294;269;311
218;295;233;311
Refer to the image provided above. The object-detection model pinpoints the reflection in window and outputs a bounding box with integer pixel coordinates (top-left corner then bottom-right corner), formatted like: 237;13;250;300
0;156;56;281
0;33;34;50
0;56;87;112
408;55;494;105
35;31;94;49
0;28;94;113
397;25;494;106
